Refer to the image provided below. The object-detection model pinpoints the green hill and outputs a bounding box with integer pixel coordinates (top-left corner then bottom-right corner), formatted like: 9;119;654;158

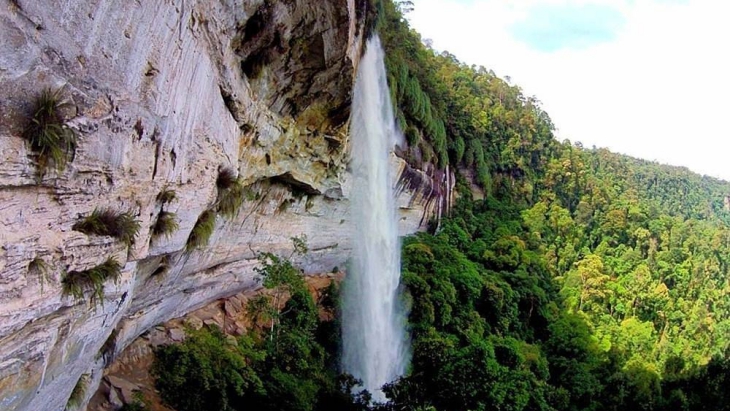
379;1;730;409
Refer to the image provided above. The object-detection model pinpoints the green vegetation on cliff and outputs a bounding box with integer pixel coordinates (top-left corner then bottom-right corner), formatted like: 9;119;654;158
149;2;730;410
153;246;368;411
379;0;556;194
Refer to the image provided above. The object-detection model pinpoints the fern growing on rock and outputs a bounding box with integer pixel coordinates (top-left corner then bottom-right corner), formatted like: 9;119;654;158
23;88;77;179
73;208;140;246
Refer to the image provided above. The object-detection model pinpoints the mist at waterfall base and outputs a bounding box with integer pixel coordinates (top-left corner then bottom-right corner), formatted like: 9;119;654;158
341;36;410;402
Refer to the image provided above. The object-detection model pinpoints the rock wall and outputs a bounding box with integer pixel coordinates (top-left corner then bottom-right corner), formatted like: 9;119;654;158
0;1;445;410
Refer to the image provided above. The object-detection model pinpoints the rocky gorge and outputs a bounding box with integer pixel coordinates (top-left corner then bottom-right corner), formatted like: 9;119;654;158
0;1;451;410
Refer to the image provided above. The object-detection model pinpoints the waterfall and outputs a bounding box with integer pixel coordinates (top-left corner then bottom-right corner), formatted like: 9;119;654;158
341;36;410;401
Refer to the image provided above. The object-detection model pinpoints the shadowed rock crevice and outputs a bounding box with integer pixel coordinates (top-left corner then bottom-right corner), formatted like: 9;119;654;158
233;0;354;126
269;172;321;196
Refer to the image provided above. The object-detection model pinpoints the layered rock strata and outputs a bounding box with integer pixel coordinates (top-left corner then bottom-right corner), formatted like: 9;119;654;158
0;1;447;410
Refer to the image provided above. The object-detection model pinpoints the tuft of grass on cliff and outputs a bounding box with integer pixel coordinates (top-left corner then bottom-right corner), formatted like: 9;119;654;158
22;88;77;180
62;258;122;305
157;187;177;204
73;208;141;246
152;211;179;239
186;209;217;251
216;167;245;218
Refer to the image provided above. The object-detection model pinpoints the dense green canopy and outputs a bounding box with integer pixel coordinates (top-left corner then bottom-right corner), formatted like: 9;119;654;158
376;1;730;409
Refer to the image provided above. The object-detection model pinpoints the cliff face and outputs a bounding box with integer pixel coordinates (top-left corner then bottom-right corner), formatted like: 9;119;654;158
0;1;445;410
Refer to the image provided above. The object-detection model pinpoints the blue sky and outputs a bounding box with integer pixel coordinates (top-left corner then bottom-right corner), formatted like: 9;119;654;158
510;3;625;52
408;0;730;180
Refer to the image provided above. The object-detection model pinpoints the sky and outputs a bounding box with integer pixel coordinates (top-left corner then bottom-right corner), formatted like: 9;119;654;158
407;0;730;181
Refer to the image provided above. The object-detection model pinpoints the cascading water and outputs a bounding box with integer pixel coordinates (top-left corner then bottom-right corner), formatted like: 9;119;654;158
341;36;410;401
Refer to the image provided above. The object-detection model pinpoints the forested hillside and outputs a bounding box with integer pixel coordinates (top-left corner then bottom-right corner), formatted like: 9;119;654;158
378;0;730;409
140;1;730;410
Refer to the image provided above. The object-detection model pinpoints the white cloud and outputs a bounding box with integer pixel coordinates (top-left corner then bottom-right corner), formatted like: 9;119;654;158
408;0;730;180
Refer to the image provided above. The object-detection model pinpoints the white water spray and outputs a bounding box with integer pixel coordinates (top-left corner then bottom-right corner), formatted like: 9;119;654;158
341;36;409;401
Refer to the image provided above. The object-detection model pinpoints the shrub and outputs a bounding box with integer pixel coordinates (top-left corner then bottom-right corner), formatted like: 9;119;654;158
157;187;177;204
186;209;216;251
216;168;245;218
23;88;77;179
244;186;259;201
152;326;264;411
405;125;420;146
66;373;89;409
290;235;308;256
149;246;363;411
62;258;122;304
153;211;179;238
73;208;140;246
120;392;150;411
120;401;149;411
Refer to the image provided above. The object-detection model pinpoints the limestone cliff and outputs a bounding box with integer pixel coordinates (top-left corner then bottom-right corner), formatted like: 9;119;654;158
0;1;447;410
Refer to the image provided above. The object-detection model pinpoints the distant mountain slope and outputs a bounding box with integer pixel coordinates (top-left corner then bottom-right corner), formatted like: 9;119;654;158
377;1;730;410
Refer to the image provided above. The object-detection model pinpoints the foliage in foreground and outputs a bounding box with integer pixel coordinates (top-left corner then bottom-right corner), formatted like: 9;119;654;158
151;196;730;411
153;248;366;411
153;326;265;411
23;88;77;179
73;208;141;246
378;194;730;411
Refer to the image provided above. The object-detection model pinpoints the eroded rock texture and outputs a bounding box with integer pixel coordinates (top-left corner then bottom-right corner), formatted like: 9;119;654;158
0;1;447;410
